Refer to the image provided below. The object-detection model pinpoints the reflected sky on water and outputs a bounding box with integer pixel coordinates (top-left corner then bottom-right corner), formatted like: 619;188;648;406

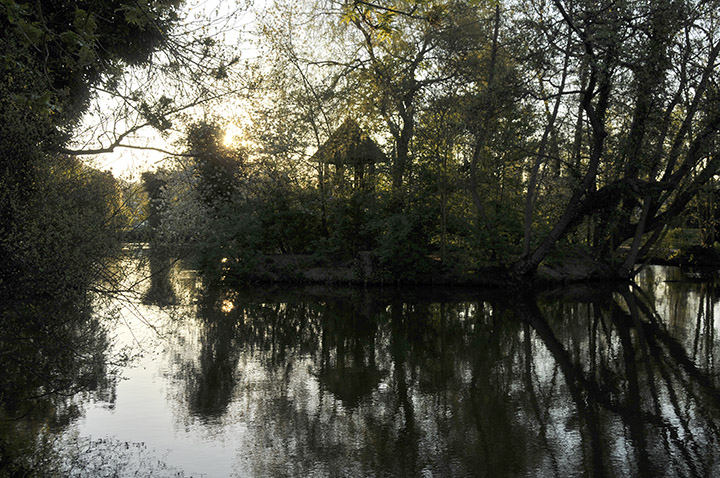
55;261;720;477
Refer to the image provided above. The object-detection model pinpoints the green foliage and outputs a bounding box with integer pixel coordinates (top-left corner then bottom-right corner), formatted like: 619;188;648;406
374;209;436;281
0;157;126;475
676;244;720;267
0;3;185;472
319;191;379;260
155;121;325;282
141;170;168;230
199;204;265;284
184;120;244;207
2;156;126;302
258;187;322;254
115;0;720;284
687;181;720;247
1;0;181;124
1;0;184;302
662;228;703;252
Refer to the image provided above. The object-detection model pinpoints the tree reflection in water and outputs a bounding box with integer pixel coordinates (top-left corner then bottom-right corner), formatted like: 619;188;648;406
142;247;178;307
6;259;717;477
0;293;119;475
169;269;719;477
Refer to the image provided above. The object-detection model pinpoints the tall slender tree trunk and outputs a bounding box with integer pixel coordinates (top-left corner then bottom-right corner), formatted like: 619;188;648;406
522;29;572;256
467;4;501;239
513;56;612;279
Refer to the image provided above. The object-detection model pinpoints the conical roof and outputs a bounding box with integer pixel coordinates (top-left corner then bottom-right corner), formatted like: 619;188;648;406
313;118;387;166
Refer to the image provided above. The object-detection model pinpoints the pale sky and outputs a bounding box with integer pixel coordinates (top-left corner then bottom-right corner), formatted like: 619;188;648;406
79;0;262;180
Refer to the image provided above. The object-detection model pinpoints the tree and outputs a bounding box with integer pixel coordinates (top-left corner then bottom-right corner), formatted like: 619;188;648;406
184;120;244;207
0;3;190;466
0;0;185;290
341;0;464;194
511;0;720;280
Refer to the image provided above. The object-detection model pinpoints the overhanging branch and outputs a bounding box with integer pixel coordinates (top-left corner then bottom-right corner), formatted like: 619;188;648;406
61;143;193;157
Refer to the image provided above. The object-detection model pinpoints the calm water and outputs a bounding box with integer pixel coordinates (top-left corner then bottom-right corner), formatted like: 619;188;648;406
16;260;720;476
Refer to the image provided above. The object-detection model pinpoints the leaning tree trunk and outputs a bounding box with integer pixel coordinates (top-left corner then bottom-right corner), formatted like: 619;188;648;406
513;51;612;279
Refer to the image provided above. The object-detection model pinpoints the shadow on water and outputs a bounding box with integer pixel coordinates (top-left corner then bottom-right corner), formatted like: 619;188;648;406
517;283;720;477
163;266;719;477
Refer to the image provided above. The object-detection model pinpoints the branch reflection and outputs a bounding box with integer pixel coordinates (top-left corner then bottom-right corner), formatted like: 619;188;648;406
167;273;719;477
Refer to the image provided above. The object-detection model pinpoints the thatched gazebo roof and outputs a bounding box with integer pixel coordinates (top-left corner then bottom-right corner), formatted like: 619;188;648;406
312;118;387;167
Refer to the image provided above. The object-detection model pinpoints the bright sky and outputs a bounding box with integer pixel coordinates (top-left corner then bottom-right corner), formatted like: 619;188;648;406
80;0;262;180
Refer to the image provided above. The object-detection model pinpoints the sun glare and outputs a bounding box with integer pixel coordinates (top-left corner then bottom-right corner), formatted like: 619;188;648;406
223;123;244;147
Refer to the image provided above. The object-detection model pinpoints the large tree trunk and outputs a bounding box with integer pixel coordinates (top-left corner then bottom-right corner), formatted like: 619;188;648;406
392;99;414;192
513;48;613;279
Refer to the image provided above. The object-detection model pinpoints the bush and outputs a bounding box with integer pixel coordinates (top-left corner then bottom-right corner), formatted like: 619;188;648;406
375;210;435;282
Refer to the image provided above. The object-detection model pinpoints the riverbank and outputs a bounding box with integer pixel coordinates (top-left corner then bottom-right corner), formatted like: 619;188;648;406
133;243;720;288
221;253;509;287
218;252;618;287
231;251;720;287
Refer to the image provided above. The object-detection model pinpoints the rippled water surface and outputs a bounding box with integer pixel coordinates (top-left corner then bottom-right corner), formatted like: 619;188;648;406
45;261;720;476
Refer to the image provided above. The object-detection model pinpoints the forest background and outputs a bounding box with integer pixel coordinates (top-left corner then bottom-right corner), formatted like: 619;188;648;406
139;0;720;285
4;0;720;312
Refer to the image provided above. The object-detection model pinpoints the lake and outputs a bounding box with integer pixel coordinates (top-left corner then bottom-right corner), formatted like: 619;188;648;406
7;258;720;477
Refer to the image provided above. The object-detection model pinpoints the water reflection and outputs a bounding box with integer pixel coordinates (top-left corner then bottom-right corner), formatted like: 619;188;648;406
0;292;119;475
6;261;712;477
142;267;716;477
142;247;178;306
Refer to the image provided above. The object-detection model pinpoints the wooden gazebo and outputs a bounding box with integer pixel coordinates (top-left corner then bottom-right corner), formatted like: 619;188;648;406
312;118;387;192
